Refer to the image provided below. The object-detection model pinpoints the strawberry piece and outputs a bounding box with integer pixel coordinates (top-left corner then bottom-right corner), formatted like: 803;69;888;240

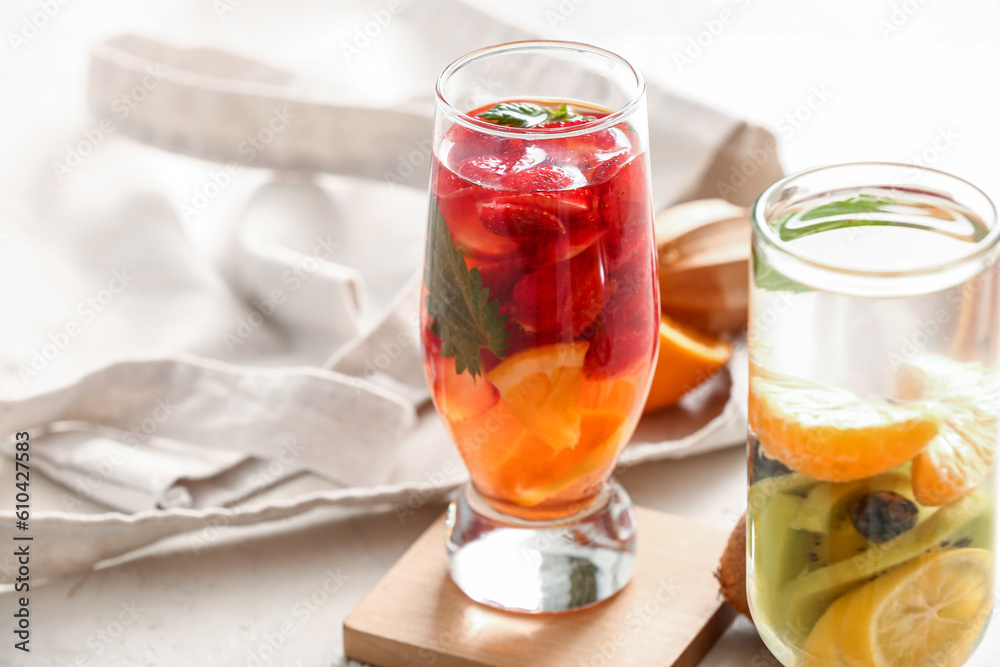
593;158;653;269
487;190;592;217
509;246;607;338
583;256;658;378
502;320;565;357
479;202;566;237
457;156;515;187
445;125;521;165
584;315;656;379
467;254;524;304
434;166;472;199
435;174;521;258
509;145;547;174
519;225;605;269
590;152;632;185
507;165;578;192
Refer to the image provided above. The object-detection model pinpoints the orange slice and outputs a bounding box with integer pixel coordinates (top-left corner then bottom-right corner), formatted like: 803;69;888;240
486;342;588;450
493;409;627;508
642;315;731;414
749;373;939;482
581;376;637;414
897;355;999;506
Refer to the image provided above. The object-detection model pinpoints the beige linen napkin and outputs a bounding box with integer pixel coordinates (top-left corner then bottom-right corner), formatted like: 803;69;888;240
0;0;780;582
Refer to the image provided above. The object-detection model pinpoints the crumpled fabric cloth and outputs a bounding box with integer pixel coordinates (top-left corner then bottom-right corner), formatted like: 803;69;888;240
0;0;781;582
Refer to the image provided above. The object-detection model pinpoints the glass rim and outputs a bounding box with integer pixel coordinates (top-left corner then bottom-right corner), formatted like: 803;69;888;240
752;161;1000;280
434;40;646;139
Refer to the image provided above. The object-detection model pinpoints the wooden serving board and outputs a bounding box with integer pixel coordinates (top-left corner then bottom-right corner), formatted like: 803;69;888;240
344;507;736;667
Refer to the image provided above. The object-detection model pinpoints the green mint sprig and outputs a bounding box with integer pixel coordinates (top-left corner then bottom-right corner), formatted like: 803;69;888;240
424;201;509;378
477;101;593;128
777;194;895;242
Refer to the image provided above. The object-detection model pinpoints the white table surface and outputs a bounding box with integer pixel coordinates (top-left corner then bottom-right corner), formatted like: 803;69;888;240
2;0;999;665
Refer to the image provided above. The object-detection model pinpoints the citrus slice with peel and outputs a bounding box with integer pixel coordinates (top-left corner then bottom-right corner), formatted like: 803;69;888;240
749;373;939;482
802;594;852;667
581;376;636;413
896;355;999;506
643;315;731;414
496;409;627;508
838;548;993;667
486;342;588;450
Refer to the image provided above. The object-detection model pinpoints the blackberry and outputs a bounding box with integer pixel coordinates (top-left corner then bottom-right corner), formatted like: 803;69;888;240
851;491;919;543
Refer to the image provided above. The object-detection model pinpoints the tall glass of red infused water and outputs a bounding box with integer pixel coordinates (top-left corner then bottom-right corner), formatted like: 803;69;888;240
421;41;658;613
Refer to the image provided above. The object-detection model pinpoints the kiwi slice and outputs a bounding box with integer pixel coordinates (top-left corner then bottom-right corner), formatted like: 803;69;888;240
747;482;813;637
782;490;992;634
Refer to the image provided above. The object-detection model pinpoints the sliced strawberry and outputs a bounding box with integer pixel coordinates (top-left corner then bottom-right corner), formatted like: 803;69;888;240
433;166;472;200
509;245;608;337
509;145;547;174
467;254;524;304
502;320;566;357
590;152;631;185
437;183;521;258
507;165;578;192
584;316;657;379
593;158;653;269
486;190;592;217
445;125;521;165
456;156;515;187
583;256;658;378
519;224;605;269
479;202;566;237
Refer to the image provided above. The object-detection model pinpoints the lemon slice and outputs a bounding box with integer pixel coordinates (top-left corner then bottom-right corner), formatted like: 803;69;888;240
486;342;588;450
749;372;939;482
838;548;993;667
896;355;999;506
802;594;852;667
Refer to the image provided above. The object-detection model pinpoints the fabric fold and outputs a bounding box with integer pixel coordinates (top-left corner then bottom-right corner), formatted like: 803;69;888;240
1;355;416;488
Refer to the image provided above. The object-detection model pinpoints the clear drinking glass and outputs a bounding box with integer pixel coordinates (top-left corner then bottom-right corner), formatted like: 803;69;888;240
420;41;658;613
747;163;998;666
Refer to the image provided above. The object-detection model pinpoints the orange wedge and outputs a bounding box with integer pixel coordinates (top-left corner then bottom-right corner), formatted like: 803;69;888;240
581;376;637;414
486;342;588;450
492;409;627;508
749;373;939;482
642;315;731;414
897;355;999;506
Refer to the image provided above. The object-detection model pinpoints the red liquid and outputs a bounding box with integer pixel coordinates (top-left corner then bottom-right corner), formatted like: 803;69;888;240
422;101;658;519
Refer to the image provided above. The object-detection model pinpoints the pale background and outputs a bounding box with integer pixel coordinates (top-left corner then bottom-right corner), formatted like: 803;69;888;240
1;0;999;665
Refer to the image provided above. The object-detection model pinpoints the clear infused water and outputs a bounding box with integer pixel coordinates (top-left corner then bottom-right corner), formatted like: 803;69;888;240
747;186;999;667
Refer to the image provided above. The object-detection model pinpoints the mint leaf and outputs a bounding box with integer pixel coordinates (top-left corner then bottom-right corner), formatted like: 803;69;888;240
425;201;509;378
752;244;811;293
799;194;894;221
478;102;551;128
548;103;573;122
476;101;592;128
776;194;896;242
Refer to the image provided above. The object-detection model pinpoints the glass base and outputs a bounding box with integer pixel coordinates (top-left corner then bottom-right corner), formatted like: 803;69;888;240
445;479;637;613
